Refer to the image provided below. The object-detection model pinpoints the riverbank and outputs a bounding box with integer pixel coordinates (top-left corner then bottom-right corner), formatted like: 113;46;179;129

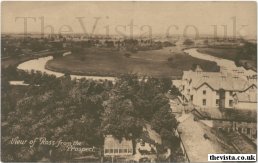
197;47;257;71
17;55;117;81
1;50;67;68
184;48;256;78
13;47;253;84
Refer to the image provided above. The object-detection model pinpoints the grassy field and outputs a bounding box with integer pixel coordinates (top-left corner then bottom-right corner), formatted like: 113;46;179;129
46;47;219;78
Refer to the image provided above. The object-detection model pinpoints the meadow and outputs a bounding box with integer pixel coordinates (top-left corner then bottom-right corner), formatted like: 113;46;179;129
46;47;219;78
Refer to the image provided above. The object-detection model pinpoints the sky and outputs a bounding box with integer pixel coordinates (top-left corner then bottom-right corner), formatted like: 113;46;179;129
1;1;257;38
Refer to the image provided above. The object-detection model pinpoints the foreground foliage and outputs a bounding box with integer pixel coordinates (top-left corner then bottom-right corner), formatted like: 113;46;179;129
2;69;179;161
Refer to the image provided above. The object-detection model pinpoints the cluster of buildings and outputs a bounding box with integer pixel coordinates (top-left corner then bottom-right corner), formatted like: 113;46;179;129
174;65;256;110
60;36;174;51
100;55;257;162
172;65;257;162
2;34;176;59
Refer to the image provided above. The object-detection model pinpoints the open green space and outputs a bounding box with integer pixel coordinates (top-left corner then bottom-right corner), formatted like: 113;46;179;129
46;47;219;78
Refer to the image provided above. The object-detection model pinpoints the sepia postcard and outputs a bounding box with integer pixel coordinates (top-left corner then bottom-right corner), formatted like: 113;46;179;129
1;1;257;162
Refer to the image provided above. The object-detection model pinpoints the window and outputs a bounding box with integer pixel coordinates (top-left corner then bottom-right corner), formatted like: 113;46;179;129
203;90;206;95
114;149;118;153
247;128;251;135
229;91;233;95
229;100;233;107
216;91;219;96
110;149;114;153
119;149;123;153
105;149;109;154
203;99;206;106
128;149;132;153
216;99;219;106
123;149;127;153
190;95;193;101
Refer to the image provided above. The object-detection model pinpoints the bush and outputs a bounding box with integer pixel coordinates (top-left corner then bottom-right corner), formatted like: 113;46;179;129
183;39;194;46
124;53;131;58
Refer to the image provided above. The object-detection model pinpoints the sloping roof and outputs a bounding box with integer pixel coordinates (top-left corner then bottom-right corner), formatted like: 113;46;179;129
183;70;255;91
104;135;133;149
194;65;203;72
182;70;223;80
193;77;249;91
235;91;257;102
242;84;257;92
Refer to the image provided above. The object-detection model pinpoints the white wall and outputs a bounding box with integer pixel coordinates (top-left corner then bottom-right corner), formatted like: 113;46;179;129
192;84;219;108
235;102;257;110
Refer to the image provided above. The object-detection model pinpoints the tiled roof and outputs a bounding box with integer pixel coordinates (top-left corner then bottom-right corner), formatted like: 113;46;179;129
194;65;203;72
183;70;255;91
235;91;257;102
193;77;250;91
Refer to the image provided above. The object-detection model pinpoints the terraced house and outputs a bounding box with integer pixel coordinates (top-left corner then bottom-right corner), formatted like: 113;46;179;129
178;66;257;110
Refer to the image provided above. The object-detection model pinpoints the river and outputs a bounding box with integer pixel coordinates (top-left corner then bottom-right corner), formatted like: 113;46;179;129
16;48;255;84
184;48;256;78
17;52;116;81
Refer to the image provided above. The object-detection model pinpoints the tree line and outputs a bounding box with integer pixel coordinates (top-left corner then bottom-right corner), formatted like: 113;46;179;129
2;69;179;162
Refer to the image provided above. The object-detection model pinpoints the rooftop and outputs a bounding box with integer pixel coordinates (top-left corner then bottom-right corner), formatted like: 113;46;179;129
183;70;256;91
104;135;133;150
234;91;257;102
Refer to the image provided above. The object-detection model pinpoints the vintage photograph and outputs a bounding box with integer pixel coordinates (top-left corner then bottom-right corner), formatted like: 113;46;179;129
1;1;257;162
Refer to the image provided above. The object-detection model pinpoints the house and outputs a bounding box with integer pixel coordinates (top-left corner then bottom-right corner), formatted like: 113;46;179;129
233;85;257;110
103;135;133;157
177;66;257;110
103;124;170;162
